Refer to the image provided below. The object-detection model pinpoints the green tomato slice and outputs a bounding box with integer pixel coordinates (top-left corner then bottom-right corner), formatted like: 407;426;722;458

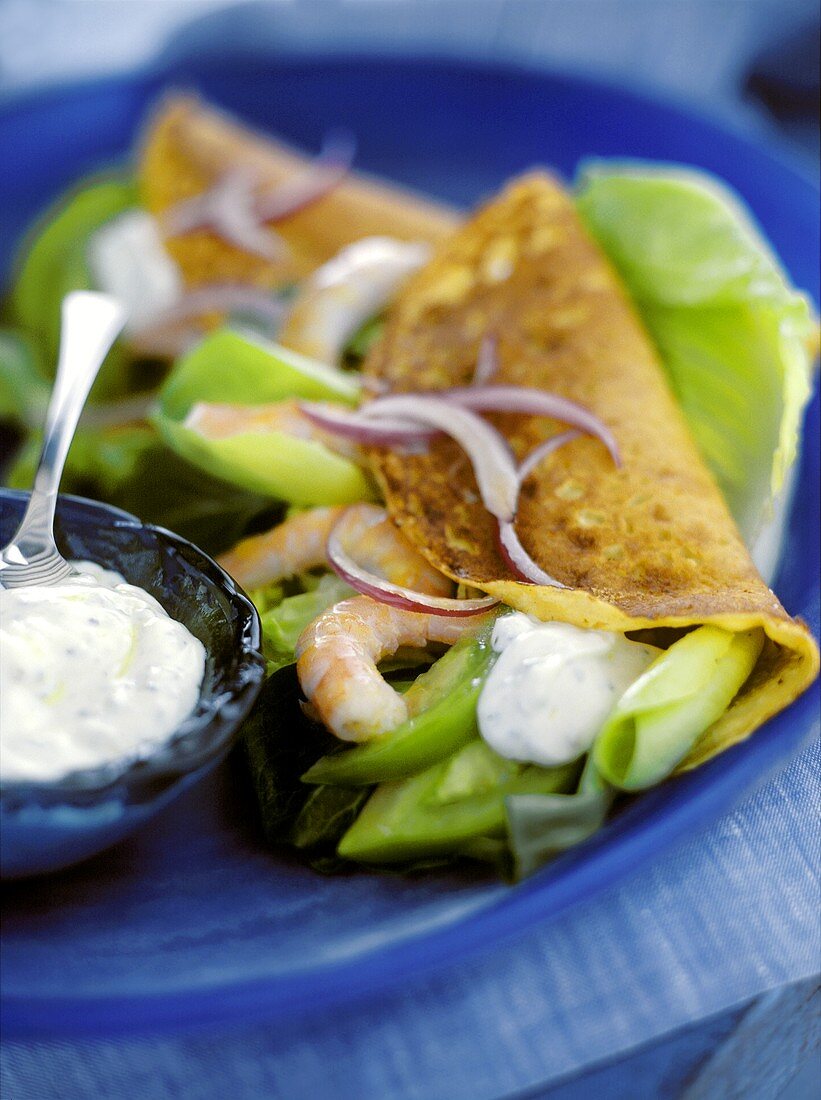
159;327;361;420
155;327;372;504
155;415;374;504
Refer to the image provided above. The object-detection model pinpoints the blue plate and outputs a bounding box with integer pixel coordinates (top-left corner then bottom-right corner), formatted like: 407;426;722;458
1;57;818;1036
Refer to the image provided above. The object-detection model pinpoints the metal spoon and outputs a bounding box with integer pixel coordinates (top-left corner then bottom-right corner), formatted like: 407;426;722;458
0;291;126;589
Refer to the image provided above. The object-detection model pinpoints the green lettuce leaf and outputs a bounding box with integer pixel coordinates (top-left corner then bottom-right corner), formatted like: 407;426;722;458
504;789;612;880
0;329;50;424
575;165;816;543
259;573;354;672
5;423;156;501
247;582;287;615
7;174;139;402
240;663;372;873
241;665;343;847
290;785;372;862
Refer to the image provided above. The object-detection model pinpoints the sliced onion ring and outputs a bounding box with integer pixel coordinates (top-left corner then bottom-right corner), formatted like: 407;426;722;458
442;385;621;467
162;129;353;259
256;130;356;223
505;431;580;586
472;335;498;385
132;283;287;327
300;402;434;447
518;429;581;484
164;169;287;261
498;520;566;588
128;284;288;356
327;509;498;616
359;394;520;521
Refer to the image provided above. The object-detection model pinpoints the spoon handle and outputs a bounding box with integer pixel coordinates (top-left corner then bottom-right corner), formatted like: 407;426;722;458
9;292;125;567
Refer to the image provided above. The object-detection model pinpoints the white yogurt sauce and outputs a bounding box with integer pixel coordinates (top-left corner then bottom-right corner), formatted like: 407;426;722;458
87;209;183;334
477;613;660;767
0;561;205;783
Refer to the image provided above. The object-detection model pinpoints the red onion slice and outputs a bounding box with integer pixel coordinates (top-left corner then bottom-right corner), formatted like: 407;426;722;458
314;386;610;594
128;284;288;355
300;403;434;447
442;385;621;467
498;520;566;588
164;169;287;261
503;431;581;586
327;510;498;616
133;283;287;328
518;429;581;484
163;131;354;259
256;130;356;223
472;335;498;385
359;394;520;522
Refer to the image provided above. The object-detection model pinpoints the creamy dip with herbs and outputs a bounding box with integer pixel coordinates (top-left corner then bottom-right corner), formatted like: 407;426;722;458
0;561;205;783
477;613;660;767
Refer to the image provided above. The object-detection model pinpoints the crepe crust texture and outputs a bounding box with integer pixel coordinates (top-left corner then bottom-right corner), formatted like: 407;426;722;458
364;172;819;769
138;93;459;292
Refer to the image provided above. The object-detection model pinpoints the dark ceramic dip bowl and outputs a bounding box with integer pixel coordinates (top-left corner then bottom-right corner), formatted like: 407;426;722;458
0;488;265;877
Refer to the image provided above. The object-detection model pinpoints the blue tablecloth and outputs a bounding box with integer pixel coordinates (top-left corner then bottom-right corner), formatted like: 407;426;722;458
2;743;819;1098
0;2;819;1097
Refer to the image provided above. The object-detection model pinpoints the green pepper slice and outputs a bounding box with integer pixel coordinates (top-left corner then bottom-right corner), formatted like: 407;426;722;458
593;625;764;790
338;740;579;863
303;623;498;786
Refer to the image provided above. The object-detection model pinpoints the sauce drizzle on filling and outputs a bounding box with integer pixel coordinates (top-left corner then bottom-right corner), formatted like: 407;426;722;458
477;612;659;767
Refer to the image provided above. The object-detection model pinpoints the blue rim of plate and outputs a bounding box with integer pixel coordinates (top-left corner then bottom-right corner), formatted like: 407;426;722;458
0;55;818;1035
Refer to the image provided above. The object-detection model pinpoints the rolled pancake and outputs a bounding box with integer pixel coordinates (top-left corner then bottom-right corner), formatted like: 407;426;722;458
139;94;459;291
364;173;819;770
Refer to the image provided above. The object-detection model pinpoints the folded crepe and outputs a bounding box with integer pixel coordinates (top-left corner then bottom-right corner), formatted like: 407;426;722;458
363;172;819;770
139;93;459;290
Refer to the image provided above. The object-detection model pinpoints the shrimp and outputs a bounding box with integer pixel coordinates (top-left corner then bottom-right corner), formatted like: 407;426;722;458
218;503;454;594
278;237;431;364
337;504;453;595
296;596;491;740
218;506;345;588
183;399;358;458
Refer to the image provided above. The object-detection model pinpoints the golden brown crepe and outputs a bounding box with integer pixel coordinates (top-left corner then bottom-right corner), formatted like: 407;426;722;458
138;97;817;768
363;172;819;770
138;93;459;291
